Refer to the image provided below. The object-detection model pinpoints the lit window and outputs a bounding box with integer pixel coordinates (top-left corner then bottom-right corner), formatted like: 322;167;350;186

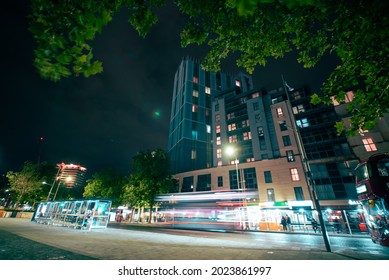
277;107;284;117
191;150;196;159
228;123;236;131
216;137;221;145
217;149;222;158
296;118;310;128
228;135;237;143
192;104;198;112
252;92;259;98
267;188;275;201
235;80;241;87
243;131;252;140
205;87;211;94
362;138;377;152
216;125;221;134
206;125;211;133
292;104;305;114
290;168;300;181
192;90;198;97
193;76;198;84
217;161;223;167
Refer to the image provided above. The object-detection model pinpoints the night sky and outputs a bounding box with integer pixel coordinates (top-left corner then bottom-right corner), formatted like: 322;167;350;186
1;1;339;177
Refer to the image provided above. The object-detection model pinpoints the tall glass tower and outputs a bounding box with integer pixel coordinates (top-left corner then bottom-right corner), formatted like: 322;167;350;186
168;57;237;174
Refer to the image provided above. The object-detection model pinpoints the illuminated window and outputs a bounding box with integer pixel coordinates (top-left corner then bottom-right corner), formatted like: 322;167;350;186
292;104;305;114
217;161;223;167
235;80;241;87
192;104;198;112
276;107;284;117
362;138;377;152
228;123;236;131
205;87;211;94
216;136;221;145
267;188;275;201
217;149;222;158
206;125;211;133
191;150;196;159
296;118;309;128
252;92;259;98
216;125;221;134
243;131;252;140
192;90;198;97
193;76;198;84
290;168;300;181
229;135;237;143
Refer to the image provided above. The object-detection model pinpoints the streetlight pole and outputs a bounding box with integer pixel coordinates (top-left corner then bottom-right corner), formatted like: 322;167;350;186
226;146;248;230
281;75;332;252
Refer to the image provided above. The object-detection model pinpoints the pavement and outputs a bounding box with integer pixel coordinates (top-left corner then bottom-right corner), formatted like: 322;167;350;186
0;218;387;260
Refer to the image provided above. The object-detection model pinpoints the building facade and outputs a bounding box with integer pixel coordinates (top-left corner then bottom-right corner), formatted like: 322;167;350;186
165;57;387;233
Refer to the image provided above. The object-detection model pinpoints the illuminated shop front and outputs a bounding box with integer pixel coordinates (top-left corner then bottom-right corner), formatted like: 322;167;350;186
33;199;112;230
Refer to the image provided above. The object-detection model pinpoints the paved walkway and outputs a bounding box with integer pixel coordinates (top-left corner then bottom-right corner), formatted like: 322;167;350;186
0;218;383;260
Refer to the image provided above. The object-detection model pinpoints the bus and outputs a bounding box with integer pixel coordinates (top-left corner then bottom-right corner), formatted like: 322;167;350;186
355;153;389;246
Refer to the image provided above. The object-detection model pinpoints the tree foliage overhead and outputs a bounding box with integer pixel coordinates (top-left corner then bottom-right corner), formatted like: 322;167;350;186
29;0;388;135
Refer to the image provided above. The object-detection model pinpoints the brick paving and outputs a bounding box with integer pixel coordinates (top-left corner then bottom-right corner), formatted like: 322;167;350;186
0;218;386;260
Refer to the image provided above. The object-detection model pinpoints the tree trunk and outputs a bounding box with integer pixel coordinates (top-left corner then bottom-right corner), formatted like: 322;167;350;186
148;203;153;223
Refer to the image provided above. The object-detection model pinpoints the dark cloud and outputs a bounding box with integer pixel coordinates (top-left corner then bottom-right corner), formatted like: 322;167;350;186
0;1;339;177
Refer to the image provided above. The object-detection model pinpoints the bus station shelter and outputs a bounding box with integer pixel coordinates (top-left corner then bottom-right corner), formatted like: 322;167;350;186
33;199;112;230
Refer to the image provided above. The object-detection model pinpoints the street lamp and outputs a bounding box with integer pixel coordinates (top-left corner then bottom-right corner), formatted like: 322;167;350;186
281;76;332;252
225;146;249;230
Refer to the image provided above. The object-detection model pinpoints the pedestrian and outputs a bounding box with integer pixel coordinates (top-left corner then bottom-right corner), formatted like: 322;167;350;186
281;216;287;231
286;214;292;232
311;218;318;233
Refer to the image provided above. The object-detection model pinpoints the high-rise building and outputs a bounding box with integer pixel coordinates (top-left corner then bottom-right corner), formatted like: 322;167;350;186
55;162;87;188
168;57;252;174
166;57;373;233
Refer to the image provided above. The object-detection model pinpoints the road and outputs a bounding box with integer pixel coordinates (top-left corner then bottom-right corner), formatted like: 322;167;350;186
1;219;389;260
109;222;389;260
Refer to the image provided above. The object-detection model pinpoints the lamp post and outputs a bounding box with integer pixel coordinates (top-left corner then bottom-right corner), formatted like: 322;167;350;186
45;181;58;201
225;146;249;230
281;76;332;252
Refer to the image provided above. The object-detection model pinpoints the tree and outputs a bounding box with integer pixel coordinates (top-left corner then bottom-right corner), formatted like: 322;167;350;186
6;161;42;208
83;169;126;206
28;0;388;135
127;149;174;223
